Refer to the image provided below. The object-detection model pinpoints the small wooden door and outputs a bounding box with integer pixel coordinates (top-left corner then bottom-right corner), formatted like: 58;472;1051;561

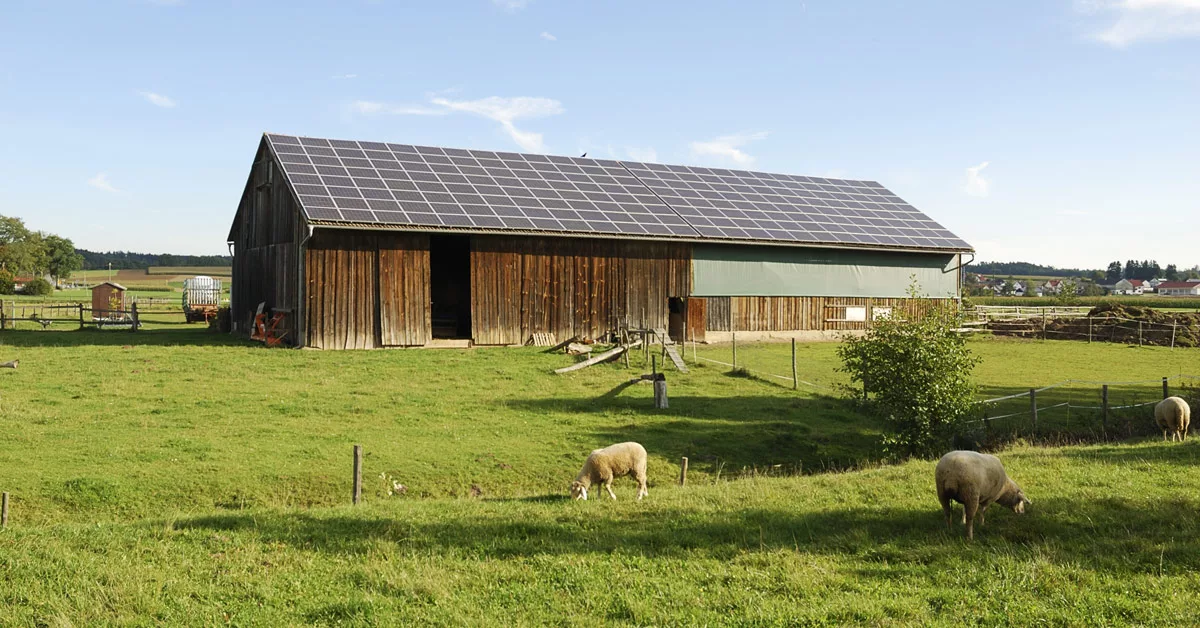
686;297;706;342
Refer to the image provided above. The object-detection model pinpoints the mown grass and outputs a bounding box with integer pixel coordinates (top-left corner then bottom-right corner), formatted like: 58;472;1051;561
695;336;1200;437
4;440;1200;625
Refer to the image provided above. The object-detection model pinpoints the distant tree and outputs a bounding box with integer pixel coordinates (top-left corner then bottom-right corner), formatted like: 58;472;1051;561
43;234;82;286
1089;270;1106;283
1106;261;1123;283
1001;280;1014;296
1080;281;1104;297
838;281;980;458
0;269;13;295
0;216;43;275
1124;260;1137;280
1054;279;1080;305
1166;264;1180;281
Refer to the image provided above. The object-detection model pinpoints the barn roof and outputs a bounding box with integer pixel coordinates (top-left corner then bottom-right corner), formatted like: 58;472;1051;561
256;133;972;253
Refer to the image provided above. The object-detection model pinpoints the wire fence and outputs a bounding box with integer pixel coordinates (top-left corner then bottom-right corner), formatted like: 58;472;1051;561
682;335;1200;443
981;314;1200;348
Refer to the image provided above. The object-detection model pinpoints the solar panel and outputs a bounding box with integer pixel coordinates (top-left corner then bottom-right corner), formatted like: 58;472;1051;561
263;133;970;251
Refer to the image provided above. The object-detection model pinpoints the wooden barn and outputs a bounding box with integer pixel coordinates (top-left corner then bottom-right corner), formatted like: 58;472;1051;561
227;134;972;350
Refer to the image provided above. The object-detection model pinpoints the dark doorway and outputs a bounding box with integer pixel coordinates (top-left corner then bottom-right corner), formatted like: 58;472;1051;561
668;297;686;342
430;235;472;339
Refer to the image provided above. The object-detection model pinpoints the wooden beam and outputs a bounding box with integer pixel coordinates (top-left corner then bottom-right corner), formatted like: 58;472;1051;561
554;340;642;374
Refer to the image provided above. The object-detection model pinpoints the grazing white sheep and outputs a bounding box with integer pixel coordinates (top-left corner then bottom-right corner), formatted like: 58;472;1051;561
1155;397;1191;442
570;442;648;501
935;450;1030;540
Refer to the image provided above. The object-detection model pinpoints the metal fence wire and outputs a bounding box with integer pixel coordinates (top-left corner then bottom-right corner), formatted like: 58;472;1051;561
685;335;1200;440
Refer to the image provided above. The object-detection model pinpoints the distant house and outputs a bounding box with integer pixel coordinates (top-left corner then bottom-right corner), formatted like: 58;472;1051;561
1012;281;1026;297
1155;281;1200;297
1041;279;1065;295
1113;279;1147;295
1148;278;1166;291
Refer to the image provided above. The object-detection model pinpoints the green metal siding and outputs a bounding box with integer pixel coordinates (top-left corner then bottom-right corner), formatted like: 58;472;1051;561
692;244;960;298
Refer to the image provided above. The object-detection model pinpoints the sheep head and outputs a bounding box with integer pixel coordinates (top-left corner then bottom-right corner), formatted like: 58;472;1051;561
999;480;1031;514
570;481;588;500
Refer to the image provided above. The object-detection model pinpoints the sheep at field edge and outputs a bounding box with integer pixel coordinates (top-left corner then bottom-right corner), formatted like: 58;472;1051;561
570;442;648;501
1155;396;1191;442
935;450;1030;540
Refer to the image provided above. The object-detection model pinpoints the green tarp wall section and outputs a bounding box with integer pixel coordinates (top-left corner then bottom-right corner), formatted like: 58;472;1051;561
692;244;961;298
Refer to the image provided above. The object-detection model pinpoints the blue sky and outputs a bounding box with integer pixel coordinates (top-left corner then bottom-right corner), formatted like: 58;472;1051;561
1;0;1197;268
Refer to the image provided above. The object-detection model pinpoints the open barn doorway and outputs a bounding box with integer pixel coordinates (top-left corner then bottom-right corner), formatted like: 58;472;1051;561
430;235;472;339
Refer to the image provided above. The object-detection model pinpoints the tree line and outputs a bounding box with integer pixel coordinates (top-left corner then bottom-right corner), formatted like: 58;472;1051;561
0;216;84;290
974;260;1200;283
78;250;231;271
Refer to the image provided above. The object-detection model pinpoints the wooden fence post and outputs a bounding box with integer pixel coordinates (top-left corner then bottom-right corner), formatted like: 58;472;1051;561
79;304;85;330
691;329;697;364
653;375;668;409
352;445;363;505
1171;323;1177;349
1042;311;1047;341
1030;388;1038;434
731;332;737;372
131;303;140;333
1102;384;1109;432
1138;321;1143;347
679;457;688;486
791;338;798;390
1163;377;1169;400
1;492;8;527
1088;316;1093;344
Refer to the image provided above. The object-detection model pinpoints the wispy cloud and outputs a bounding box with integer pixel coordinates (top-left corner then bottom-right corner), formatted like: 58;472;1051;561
352;95;565;152
331;73;358;80
351;100;447;116
139;91;177;108
1077;0;1200;47
626;147;659;162
689;132;768;165
964;161;991;197
88;173;119;193
430;96;564;151
540;31;557;41
493;0;531;10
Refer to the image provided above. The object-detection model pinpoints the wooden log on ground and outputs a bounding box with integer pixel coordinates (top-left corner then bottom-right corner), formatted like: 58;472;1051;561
555;340;642;374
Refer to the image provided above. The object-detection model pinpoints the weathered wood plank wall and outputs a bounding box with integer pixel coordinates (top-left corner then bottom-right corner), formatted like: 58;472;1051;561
378;234;431;347
701;296;955;333
230;139;301;337
471;235;691;345
305;231;431;349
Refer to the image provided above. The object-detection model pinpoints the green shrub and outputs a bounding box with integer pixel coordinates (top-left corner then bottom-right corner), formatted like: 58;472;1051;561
838;282;980;458
0;270;13;295
21;277;53;296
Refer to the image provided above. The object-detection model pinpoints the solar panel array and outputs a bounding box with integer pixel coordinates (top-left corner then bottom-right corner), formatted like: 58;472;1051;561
264;133;970;251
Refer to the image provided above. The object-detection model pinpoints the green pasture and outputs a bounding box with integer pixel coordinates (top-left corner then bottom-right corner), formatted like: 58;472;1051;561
3;440;1200;625
1;328;1199;624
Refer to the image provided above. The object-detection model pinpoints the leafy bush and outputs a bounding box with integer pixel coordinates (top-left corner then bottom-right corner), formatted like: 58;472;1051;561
21;277;53;296
838;283;980;458
0;269;13;295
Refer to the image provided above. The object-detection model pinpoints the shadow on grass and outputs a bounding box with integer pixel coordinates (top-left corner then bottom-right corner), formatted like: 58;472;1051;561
0;327;254;348
171;494;1200;576
511;389;885;472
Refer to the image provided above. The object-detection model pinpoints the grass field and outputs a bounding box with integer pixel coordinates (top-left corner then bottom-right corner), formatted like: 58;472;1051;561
2;329;1199;623
4;440;1200;624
